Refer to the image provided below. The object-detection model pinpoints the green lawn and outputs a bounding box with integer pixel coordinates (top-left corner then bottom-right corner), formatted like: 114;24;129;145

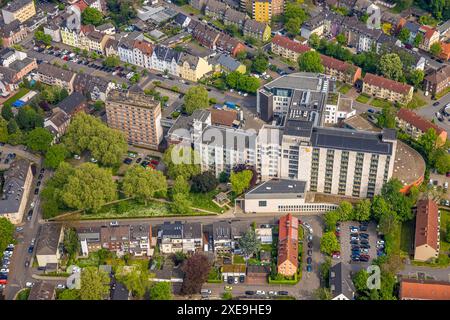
400;221;414;256
2;87;30;108
233;255;245;264
435;86;450;100
407;93;427;109
440;210;450;254
16;288;30;300
338;84;352;94
181;4;201;15
189;190;224;213
78;199;215;220
356;93;371;104
370;98;393;109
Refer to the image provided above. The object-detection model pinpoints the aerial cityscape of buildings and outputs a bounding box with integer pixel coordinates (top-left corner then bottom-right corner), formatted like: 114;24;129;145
0;0;449;304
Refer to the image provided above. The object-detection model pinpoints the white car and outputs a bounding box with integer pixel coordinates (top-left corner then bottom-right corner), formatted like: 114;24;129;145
56;284;66;289
0;268;9;273
444;182;448;189
377;240;385;245
243;93;248;97
30;202;35;208
110;221;119;227
90;158;98;163
26;282;34;288
16;227;23;232
31;238;36;245
256;290;265;295
350;228;358;233
268;291;277;295
351;236;359;241
7;244;14;249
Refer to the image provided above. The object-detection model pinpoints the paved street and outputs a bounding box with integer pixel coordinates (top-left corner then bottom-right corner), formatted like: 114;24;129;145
416;92;450;135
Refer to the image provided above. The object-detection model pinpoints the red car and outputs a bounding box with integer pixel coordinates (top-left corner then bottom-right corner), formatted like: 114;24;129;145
150;160;159;165
335;231;340;237
0;279;7;285
446;172;450;177
332;251;340;259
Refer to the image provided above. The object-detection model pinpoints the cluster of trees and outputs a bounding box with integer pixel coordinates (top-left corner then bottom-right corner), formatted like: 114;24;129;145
80;267;110;300
122;166;168;205
0;218;15;259
239;228;261;260
284;3;308;35
181;253;211;295
225;71;261;93
298;51;324;73
352;266;397;300
64;113;128;167
163;145;201;181
251;52;269;74
81;7;104;26
183;86;209;115
170;175;192;214
230;169;253;195
103;55;120;68
34;30;52;46
417;128;450;174
106;0;137;26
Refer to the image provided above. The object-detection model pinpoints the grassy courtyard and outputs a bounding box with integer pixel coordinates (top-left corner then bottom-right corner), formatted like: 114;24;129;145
370;98;393;109
406;93;427;109
2;87;30;108
338;84;352;94
189;190;224;213
356;93;371;104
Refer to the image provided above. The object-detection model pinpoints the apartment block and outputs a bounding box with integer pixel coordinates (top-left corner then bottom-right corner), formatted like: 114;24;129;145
2;0;36;24
36;63;77;93
414;199;440;262
362;73;414;105
105;90;163;150
277;213;298;277
423;65;450;97
270;35;310;62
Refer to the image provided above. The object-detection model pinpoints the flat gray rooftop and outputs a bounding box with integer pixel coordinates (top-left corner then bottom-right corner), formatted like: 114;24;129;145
246;179;306;196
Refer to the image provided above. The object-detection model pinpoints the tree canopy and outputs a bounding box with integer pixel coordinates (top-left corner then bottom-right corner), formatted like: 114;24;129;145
81;7;104;26
80;267;110;300
149;282;172;300
122;166;167;204
0;218;15;260
44;144;69;169
190;171;218;193
320;231;340;256
163;145;201;180
181;253;211;295
184;86;209;115
230;170;253;195
298;51;324;73
238;228;261;259
25;127;53;152
379;53;403;81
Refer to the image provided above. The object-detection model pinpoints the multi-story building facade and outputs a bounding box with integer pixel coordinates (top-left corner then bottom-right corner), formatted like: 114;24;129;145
252;0;271;23
243;19;271;41
105;90;163;150
160;221;183;254
223;8;247;29
396;108;447;146
0;159;33;224
150;45;181;76
204;0;227;20
0;20;28;47
1;0;36;24
182;222;203;253
423;65;450;97
178;54;212;82
414;199;440;262
320;54;362;84
190;73;397;199
271;35;310;62
362;73;414;105
277;213;298;277
36;63;77;93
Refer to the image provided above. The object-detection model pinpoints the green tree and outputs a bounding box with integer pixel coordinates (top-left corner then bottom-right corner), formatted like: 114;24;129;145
336;201;354;221
1;104;14;121
0;117;8;143
336;33;347;46
284;3;307;24
324;209;340;231
7;119;19;134
413;33;423;47
103;55;120;68
25;127;53;152
184;86;209;115
379;53;403;81
353;199;371;221
353;269;369;293
64;113;127;167
172;175;190;196
308;33;320;49
181;253;211;295
298;51;324;73
430;42;442;56
406;69;424;88
63;227;80;258
314;288;332;300
398;28;410;43
225;24;239;37
371;195;390;221
320;231;340;256
171;193;192;214
61;163;117;212
222;292;233;300
17;106;44;131
80;267;110;300
0;217;15;259
285;17;302;35
377;105;396;128
230;170;253;195
418;128;438;157
122;166;167;204
81;7;104;26
149;282;172;300
163;145;201;180
434;151;450;174
34;30;52;45
119;265;149;299
191;171;218;193
252;52;269;74
238;228;261;259
378;210;399;235
58;289;81;300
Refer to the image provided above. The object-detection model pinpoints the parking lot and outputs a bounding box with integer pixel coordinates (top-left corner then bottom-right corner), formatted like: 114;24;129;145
338;221;380;267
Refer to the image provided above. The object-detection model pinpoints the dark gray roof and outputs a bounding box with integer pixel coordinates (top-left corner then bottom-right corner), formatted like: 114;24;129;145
57;92;86;114
174;12;189;26
246;179;306;196
2;0;33;12
0;159;31;214
0;19;23;37
37;63;75;83
153;45;182;63
111;282;129;300
212;221;232;241
130;224;150;240
36;224;63;256
0;66;17;83
215;53;241;71
183;222;202;239
404;21;420;34
311;127;394;154
160;221;183;239
330;262;355;299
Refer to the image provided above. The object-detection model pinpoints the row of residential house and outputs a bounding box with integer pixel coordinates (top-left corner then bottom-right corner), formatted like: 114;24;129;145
271;34;414;104
0;48;37;96
201;0;271;41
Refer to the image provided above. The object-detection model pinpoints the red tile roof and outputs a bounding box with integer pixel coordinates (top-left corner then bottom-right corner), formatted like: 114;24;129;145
397;108;445;135
210;108;238;127
414;199;439;251
133;40;153;55
400;279;450;300
271;34;310;54
320;54;352;73
74;0;89;12
363;73;412;95
277;214;298;269
419;25;438;40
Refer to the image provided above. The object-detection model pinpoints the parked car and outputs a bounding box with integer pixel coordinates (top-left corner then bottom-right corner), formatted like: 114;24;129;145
332;251;340;259
224;286;233;291
278;291;289;295
28;246;34;253
123;158;132;164
110;221;119;227
24;260;30;268
56;284;66;289
307;249;312;256
307;242;312;248
245;290;255;295
26;282;34;288
256;290;265;295
306;257;312;264
306;265;312;272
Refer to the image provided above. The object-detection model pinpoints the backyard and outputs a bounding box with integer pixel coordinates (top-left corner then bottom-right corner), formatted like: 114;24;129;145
370;98;393;109
406;93;427;109
189;190;224;213
2;87;30;108
356;93;371;104
338;84;352;94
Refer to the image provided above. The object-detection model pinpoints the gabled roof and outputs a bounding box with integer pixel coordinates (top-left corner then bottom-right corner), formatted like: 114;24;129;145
330;262;355;299
424;65;450;85
153;45;181;63
277;214;298;269
397;108;445;135
271;35;310;54
414;199;439;251
133;40;153;55
244;19;268;34
205;0;227;13
419;25;438;40
320;54;355;74
37;63;76;82
363;73;412;95
57;92;87;114
215;53;241;71
400;279;450;300
224;8;246;24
